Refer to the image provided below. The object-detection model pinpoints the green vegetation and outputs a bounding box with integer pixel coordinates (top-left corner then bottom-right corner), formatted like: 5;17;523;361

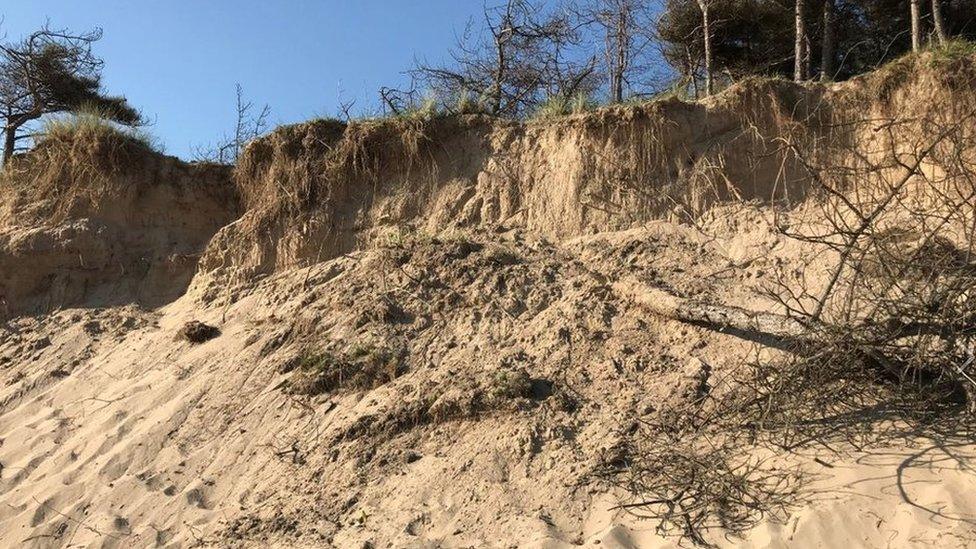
451;92;489;115
0;26;142;165
489;368;533;400
928;39;976;69
41;105;162;154
289;341;405;396
393;95;441;121
531;93;597;120
3;6;975;167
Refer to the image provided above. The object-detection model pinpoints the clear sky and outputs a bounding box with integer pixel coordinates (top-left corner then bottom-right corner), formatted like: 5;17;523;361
2;1;482;158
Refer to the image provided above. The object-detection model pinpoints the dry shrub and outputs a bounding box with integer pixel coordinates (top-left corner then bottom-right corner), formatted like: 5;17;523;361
768;96;976;405
597;357;802;546
604;66;976;546
600;333;971;546
179;321;221;344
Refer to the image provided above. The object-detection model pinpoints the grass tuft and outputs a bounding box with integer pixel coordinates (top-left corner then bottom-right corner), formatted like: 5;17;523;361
927;39;976;68
451;92;489;115
531;92;596;120
41;103;163;153
288;341;406;395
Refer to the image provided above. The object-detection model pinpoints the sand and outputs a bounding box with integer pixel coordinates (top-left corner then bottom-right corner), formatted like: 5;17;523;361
1;214;974;547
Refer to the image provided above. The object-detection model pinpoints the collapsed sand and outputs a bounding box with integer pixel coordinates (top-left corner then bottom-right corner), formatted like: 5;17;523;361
1;209;974;547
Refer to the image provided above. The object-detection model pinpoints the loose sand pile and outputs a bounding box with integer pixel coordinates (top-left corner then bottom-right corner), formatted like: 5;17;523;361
2;212;973;547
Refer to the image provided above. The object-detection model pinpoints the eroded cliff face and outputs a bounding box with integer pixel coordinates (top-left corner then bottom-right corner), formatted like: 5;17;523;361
197;83;818;284
0;133;239;318
1;53;965;313
195;54;976;294
0;53;975;548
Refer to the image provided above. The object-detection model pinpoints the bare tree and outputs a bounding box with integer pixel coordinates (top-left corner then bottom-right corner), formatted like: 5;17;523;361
794;0;807;81
781;115;976;416
487;1;520;114
910;0;923;52
194;84;269;164
536;7;600;104
335;81;357;122
697;0;714;95
606;1;632;102
932;0;948;46
378;86;411;117
0;25;140;165
576;0;645;103
413;0;596;117
820;0;835;81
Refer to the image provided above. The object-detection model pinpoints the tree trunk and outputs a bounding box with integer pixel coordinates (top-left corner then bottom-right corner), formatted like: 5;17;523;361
613;278;810;344
610;47;623;103
611;72;623;104
492;41;506;115
2;127;15;166
932;0;948;46
608;7;628;103
697;0;713;96
910;0;922;52
821;0;835;81
804;35;812;80
685;46;700;99
609;69;621;104
795;0;807;81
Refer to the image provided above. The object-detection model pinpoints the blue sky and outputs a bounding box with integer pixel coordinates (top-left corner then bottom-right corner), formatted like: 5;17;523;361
2;1;481;158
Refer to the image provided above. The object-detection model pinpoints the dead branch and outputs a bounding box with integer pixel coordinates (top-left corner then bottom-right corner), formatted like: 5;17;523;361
613;277;809;342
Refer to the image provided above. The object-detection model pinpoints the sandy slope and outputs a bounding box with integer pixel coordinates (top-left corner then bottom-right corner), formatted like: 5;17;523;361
1;211;974;548
3;53;976;548
579;443;976;548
